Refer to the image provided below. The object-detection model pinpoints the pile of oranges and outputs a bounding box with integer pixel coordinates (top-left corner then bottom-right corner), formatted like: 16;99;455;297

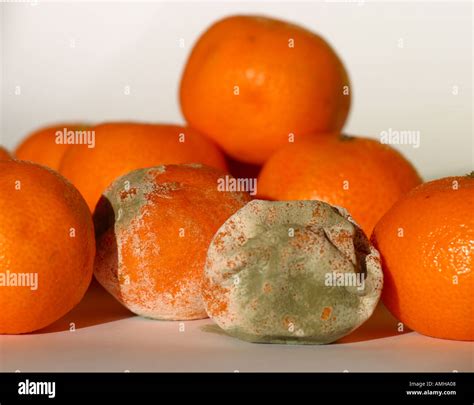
0;15;472;342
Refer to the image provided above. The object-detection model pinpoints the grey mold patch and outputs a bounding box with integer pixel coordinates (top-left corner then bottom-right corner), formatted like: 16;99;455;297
203;200;383;345
104;166;167;232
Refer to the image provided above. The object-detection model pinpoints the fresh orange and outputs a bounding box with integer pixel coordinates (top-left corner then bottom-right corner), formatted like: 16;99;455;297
258;134;422;236
0;146;11;160
93;164;251;320
59;122;228;211
180;15;351;164
0;160;95;334
371;175;474;341
15;123;89;170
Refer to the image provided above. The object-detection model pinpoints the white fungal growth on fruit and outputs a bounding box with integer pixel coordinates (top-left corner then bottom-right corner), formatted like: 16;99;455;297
202;200;383;344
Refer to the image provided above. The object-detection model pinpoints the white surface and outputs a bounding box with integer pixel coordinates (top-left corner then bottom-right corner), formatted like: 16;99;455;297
0;281;472;372
1;0;473;180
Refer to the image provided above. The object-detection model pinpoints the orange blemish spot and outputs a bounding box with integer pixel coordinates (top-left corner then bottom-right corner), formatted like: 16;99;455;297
321;306;332;321
263;282;272;293
120;188;137;200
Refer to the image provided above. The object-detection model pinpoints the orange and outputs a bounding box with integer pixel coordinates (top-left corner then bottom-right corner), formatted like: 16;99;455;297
180;15;351;164
0;160;95;334
93;164;251;320
202;199;384;344
371;175;474;341
0;146;11;160
59;122;228;211
258;134;422;236
15;123;89;170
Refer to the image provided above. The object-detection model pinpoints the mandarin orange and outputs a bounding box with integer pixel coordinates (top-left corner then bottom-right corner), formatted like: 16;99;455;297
0;160;95;334
371;175;474;341
59;123;227;211
180;15;351;164
258;134;422;235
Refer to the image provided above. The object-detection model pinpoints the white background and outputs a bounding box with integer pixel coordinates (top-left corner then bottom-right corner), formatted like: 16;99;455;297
1;0;473;180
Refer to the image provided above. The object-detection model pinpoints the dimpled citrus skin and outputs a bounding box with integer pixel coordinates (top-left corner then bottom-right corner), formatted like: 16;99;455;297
59;123;228;211
15;123;88;170
0;147;11;160
180;15;351;164
93;164;251;320
371;176;474;341
0;161;95;334
203;200;383;344
258;135;422;235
